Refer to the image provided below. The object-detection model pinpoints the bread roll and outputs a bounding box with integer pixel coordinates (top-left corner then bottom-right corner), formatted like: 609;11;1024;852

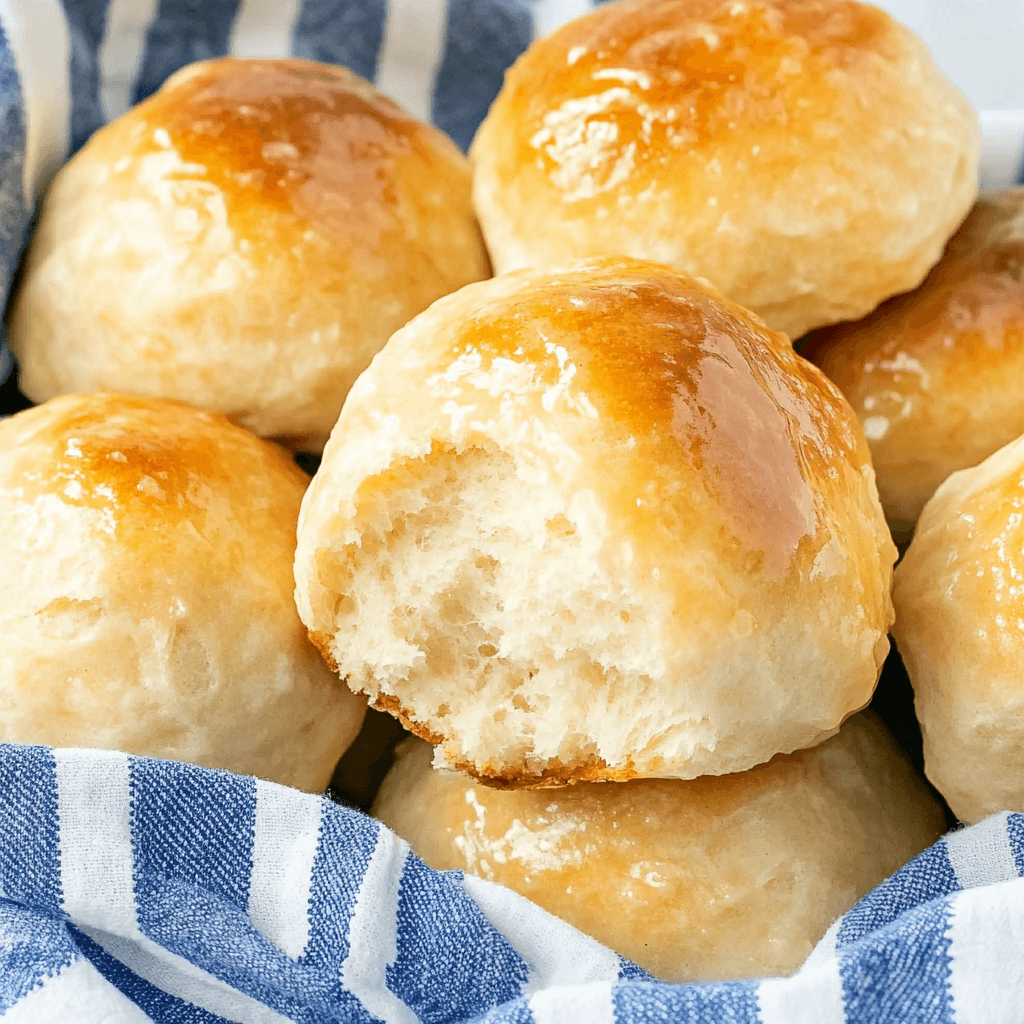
803;188;1024;542
9;58;490;451
471;0;978;340
894;433;1024;823
0;394;365;790
294;257;896;787
373;713;946;983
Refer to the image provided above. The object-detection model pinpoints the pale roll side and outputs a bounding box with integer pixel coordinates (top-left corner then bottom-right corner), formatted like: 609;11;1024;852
894;432;1024;823
804;187;1024;543
0;393;366;791
373;713;947;983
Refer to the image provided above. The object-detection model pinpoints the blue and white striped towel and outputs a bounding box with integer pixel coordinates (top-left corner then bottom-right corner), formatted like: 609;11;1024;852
3;742;1024;1023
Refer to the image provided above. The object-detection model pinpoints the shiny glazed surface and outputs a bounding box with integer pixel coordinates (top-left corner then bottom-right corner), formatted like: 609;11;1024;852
296;257;896;784
10;58;490;447
374;714;946;982
471;0;979;338
0;394;365;789
805;188;1024;540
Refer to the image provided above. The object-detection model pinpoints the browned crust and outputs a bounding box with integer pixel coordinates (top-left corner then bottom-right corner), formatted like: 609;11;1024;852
460;753;642;790
307;630;339;674
371;693;446;745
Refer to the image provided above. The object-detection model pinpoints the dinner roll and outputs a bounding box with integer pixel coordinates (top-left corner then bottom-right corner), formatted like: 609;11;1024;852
804;188;1024;543
373;713;946;983
9;58;490;451
0;394;365;790
894;433;1024;824
294;257;896;787
470;0;978;340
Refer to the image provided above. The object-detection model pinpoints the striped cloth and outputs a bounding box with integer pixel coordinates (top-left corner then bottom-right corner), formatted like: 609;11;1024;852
3;742;1024;1023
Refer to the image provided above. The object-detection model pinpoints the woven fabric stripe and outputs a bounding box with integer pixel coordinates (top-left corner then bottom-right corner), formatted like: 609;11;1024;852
529;980;615;1024
460;874;624;994
944;813;1020;889
387;862;529;1018
0;899;80;1014
127;759;315;1023
54;750;137;934
0;9;25;309
130;757;256;913
133;0;241;105
246;779;322;961
616;957;649;983
527;0;593;39
0;746;62;913
229;0;300;59
838;896;955;1024
431;0;532;152
945;878;1024;1024
0;953;154;1024
1005;813;1024;875
0;0;69;204
70;925;222;1023
836;842;959;949
611;978;762;1023
471;997;534;1024
338;824;418;1024
757;958;846;1024
376;0;448;124
291;0;386;83
298;799;380;1021
98;0;162;122
60;0;109;150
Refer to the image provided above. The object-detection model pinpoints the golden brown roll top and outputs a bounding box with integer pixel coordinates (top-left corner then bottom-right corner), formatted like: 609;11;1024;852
894;432;1024;823
804;188;1024;542
0;394;365;790
294;257;895;787
373;713;947;983
471;0;978;339
10;58;490;450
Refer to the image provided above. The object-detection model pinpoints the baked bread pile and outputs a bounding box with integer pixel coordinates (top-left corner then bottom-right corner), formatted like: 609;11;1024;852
293;256;899;787
470;0;978;339
3;0;1016;987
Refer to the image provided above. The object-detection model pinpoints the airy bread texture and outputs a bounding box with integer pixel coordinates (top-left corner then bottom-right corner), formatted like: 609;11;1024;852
470;0;979;340
9;58;490;451
894;433;1024;823
804;188;1024;543
373;713;946;983
294;257;896;787
0;394;365;790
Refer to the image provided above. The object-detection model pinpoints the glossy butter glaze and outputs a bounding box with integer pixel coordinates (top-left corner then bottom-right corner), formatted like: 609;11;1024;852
10;58;490;446
471;0;979;339
296;257;895;785
805;188;1024;539
374;715;945;982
